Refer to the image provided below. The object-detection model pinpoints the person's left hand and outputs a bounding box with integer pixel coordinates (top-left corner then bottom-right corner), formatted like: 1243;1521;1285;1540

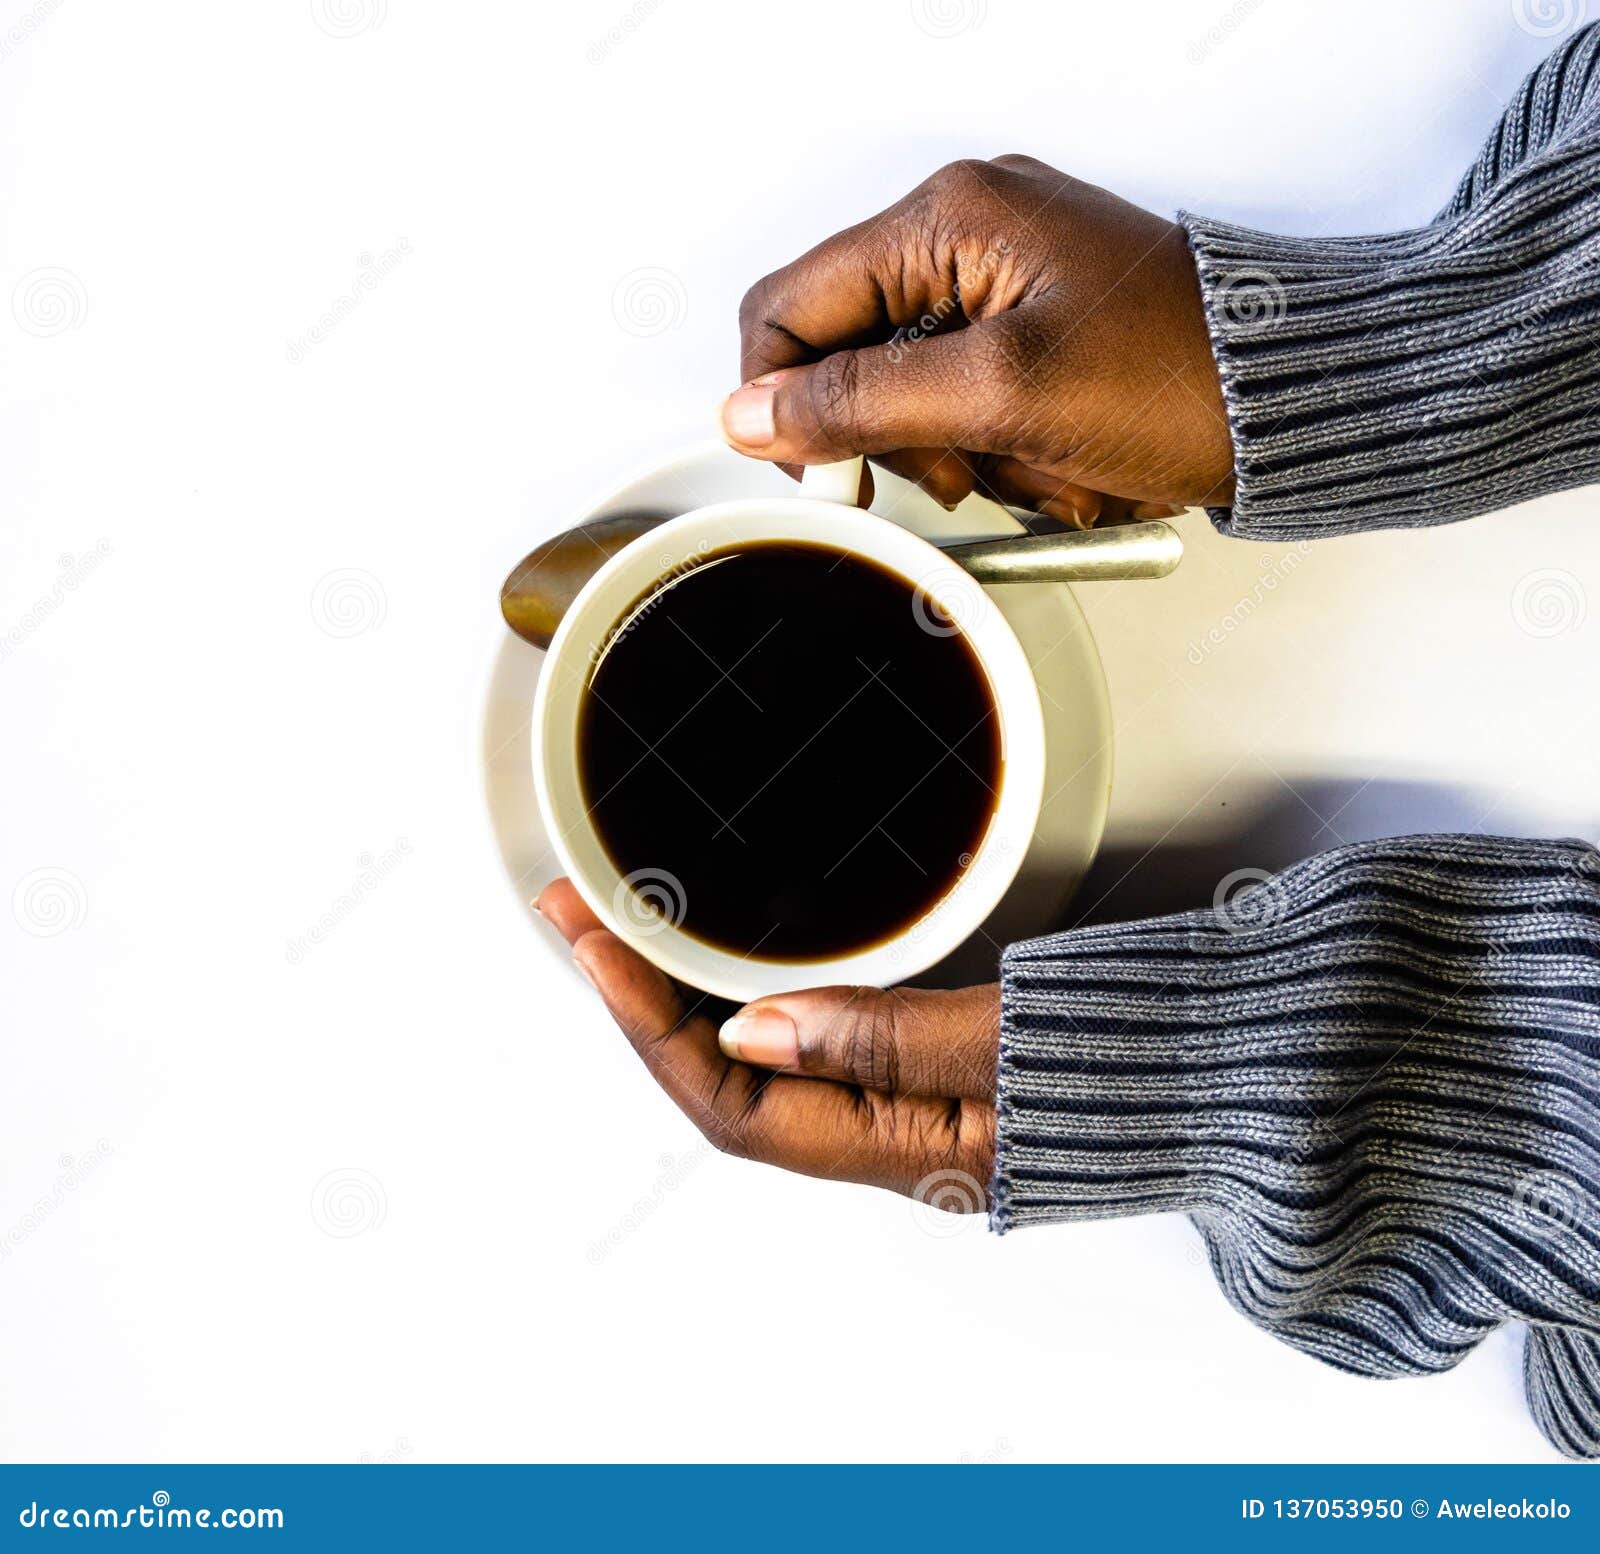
537;878;998;1206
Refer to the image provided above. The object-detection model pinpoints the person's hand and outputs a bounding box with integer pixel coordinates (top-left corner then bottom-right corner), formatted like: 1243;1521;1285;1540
537;878;997;1206
721;155;1235;527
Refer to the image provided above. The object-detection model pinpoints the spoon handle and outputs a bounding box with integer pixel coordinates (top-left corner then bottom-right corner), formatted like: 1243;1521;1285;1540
943;519;1183;583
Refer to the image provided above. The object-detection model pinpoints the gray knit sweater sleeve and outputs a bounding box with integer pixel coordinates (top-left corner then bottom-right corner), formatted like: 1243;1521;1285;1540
992;834;1600;1460
1181;23;1600;539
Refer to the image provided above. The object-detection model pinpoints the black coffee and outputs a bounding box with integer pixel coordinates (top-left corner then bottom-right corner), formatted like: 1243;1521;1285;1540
577;541;1002;961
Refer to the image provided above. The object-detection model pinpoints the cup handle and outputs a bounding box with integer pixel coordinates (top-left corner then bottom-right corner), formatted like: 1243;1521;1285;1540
798;456;865;507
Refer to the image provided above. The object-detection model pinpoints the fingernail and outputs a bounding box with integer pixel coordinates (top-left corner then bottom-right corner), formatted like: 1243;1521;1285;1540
721;383;776;449
718;1007;798;1068
573;954;600;993
1043;500;1095;531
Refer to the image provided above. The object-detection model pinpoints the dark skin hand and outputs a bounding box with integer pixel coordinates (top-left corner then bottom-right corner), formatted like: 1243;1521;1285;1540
537;879;998;1207
720;155;1236;527
548;159;1236;1209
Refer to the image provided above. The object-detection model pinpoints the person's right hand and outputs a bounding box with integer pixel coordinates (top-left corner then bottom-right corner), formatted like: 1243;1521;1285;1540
721;155;1236;527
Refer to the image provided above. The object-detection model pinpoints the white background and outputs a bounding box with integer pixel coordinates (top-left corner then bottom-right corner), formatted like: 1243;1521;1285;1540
3;0;1597;1465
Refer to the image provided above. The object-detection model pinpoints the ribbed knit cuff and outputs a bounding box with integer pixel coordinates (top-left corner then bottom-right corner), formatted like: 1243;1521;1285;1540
987;833;1600;1460
990;860;1315;1233
1179;191;1600;540
1179;25;1600;542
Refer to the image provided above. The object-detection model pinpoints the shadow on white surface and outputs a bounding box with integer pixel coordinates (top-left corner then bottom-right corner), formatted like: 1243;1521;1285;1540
1073;777;1597;927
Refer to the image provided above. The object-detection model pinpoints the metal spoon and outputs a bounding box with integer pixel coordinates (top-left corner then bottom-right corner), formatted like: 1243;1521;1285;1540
500;511;1182;650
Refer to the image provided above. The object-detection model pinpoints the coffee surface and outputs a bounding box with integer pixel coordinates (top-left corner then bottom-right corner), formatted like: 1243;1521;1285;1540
577;541;1003;960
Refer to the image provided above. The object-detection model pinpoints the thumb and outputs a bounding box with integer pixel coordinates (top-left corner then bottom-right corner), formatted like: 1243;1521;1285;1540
720;326;1022;468
716;983;999;1101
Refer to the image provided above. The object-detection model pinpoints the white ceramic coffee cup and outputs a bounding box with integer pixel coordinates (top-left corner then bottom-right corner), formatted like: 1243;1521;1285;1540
532;457;1046;1003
